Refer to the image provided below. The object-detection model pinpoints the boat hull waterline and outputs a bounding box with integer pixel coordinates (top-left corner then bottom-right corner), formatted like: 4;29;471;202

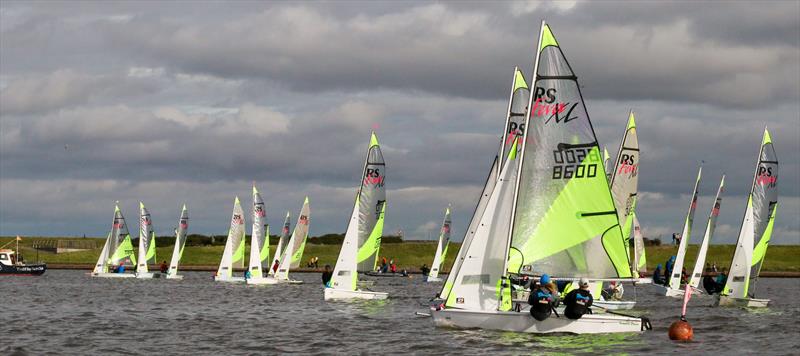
716;295;770;308
324;288;389;300
92;272;136;278
594;300;636;310
431;308;645;334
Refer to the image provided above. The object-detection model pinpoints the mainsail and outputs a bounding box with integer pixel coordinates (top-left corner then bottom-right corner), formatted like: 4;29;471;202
428;206;452;279
167;204;189;276
355;132;386;272
136;202;157;274
668;166;702;289
249;186;269;278
507;23;631;279
274;197;310;280
689;175;725;289
441;67;528;301
269;211;291;276
216;197;246;279
609;112;639;253
723;129;778;298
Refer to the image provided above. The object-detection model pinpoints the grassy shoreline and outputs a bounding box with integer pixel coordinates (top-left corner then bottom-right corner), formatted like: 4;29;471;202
3;236;799;273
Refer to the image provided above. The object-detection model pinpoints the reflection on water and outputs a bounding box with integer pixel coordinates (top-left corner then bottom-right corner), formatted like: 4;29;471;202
1;271;799;354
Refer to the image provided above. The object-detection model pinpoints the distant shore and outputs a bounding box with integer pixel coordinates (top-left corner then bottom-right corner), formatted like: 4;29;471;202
3;236;798;274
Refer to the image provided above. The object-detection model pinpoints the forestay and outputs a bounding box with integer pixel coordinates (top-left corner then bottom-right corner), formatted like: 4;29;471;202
689;175;725;289
507;24;630;279
723;129;778;298
216;197;246;279
669;166;702;290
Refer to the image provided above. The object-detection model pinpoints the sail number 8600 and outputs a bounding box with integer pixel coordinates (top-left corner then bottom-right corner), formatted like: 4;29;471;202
552;148;599;179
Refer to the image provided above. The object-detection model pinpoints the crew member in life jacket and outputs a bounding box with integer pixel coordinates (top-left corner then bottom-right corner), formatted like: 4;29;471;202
527;274;557;321
564;277;593;320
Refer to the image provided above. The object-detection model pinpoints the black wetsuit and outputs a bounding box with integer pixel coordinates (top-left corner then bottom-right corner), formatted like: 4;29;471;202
564;289;593;320
321;271;333;286
421;266;430;276
527;287;554;321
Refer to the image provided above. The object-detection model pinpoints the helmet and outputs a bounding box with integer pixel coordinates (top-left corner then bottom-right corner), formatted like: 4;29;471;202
540;274;550;284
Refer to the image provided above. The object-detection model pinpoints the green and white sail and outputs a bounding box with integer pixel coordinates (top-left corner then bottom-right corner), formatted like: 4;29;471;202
428;206;452;279
355;132;386;272
507;23;631;279
274;197;310;280
631;213;646;277
136;202;157;274
167;204;188;276
94;203;136;273
269;211;291;276
216;197;246;279
609;112;640;259
689;175;725;289
248;185;269;278
669;166;702;289
723;129;778;298
441;67;528;301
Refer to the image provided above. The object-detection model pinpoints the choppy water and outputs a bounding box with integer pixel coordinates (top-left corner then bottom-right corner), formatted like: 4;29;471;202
3;270;799;355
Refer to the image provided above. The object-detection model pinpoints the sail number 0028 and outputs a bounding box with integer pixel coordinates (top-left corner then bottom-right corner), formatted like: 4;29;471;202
552;147;599;179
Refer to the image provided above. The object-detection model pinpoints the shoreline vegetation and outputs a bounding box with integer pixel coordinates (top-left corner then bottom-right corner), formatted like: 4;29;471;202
2;236;799;275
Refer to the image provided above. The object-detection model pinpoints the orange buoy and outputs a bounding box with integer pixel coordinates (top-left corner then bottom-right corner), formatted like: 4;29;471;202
668;318;693;341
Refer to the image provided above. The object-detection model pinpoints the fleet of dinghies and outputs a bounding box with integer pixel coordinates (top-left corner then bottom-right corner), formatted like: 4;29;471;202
82;19;783;336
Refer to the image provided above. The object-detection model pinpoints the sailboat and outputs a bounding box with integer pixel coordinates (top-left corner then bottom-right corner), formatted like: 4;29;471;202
593;112;641;309
135;202;159;278
92;202;137;278
246;185;275;285
325;132;388;300
271;197;310;284
165;204;189;280
717;128;778;308
438;66;529;303
267;211;291;277
427;206;452;282
677;175;725;296
654;166;702;297
431;22;649;334
214;197;247;282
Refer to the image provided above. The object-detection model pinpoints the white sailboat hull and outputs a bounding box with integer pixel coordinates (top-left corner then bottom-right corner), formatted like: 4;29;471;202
135;272;162;279
245;277;298;285
357;280;375;287
594;300;636;310
164;274;184;280
716;295;770;308
91;272;136;279
431;308;645;334
214;276;245;283
633;277;652;284
426;276;443;283
652;284;702;298
324;288;388;300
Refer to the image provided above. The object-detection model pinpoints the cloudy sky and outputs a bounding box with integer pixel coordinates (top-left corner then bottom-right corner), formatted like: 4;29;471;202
1;1;798;245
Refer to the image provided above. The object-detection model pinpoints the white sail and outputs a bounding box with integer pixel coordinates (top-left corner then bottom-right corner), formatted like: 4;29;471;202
93;231;113;274
609;112;640;265
723;129;778;299
216;197;246;280
631;213;646;277
446;144;518;310
269;211;291;276
249;185;269;278
669;166;702;289
330;195;362;291
167;204;188;277
136;202;156;274
274;197;310;280
688;176;725;289
428;206;452;279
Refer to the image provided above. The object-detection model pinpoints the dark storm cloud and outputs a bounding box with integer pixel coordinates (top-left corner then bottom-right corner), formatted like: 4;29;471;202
0;1;798;244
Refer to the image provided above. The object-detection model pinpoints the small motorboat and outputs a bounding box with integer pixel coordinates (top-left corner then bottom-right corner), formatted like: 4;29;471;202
0;241;46;276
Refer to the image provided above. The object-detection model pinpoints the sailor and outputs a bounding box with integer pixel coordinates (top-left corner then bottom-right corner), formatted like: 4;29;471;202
420;264;430;276
563;277;593;320
714;267;728;291
321;264;333;287
664;256;675;285
653;264;665;284
244;269;251;280
271;259;280;274
117;262;126;274
160;261;168;273
527;274;556;321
